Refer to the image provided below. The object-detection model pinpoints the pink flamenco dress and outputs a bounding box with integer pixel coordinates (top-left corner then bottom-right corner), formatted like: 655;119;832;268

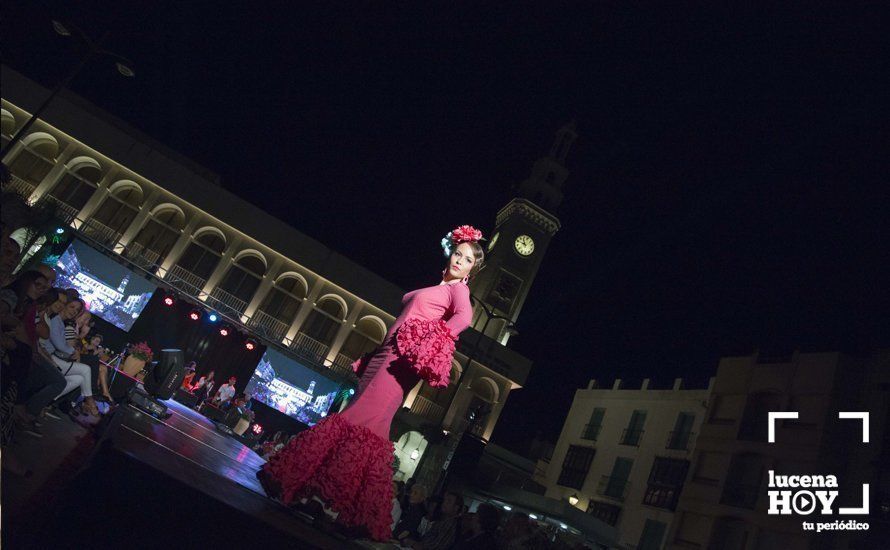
257;280;473;541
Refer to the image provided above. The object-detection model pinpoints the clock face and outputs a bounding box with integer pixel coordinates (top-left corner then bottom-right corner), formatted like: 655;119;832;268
514;234;535;256
488;232;499;252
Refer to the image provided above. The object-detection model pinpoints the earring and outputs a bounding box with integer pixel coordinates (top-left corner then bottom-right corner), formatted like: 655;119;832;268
462;275;469;284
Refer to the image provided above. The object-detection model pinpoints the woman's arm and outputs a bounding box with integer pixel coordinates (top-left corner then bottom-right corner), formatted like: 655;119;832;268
444;284;473;336
48;316;76;355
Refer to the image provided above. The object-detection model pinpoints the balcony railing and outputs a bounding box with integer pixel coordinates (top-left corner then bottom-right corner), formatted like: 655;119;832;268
620;428;644;446
166;265;208;295
332;352;354;373
666;430;694;451
581;423;602;441
2;174;37;198
597;475;630;501
124;242;163;271
41;195;80;224
409;395;446;423
207;287;249;316
289;332;330;364
248;309;290;341
79;218;123;249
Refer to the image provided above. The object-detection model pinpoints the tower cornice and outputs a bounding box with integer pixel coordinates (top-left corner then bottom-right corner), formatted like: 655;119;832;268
495;198;561;236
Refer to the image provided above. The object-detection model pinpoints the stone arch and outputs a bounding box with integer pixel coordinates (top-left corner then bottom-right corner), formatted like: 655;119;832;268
193;225;227;244
233;249;268;272
316;294;347;319
471;376;499;403
0;108;15;136
108;180;144;206
20;131;59;158
355;315;387;342
64;155;102;175
275;271;309;295
150;202;187;230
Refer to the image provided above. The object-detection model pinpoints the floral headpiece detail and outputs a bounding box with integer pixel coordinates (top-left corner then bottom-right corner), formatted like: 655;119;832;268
441;225;484;256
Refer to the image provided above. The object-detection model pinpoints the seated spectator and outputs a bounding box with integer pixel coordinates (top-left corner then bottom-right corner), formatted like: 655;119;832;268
80;333;114;403
454;503;500;548
213;376;237;407
3;271;63;439
40;296;99;416
395;483;429;541
192;370;215;410
416;495;441;539
181;361;197;390
408;491;464;550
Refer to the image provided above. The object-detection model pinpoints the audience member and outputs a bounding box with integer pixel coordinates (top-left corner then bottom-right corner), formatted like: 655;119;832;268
192;370;215;409
394;483;428;541
213;376;237;407
454;503;500;548
408;491;463;549
40;296;99;416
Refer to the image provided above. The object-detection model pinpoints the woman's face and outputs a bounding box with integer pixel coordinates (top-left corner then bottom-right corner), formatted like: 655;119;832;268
49;293;68;315
26;277;49;299
90;336;102;347
409;485;426;504
78;311;92;324
62;300;83;320
446;242;476;281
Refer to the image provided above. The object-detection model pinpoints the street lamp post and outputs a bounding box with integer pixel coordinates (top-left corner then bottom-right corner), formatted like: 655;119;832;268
1;20;135;160
434;293;517;494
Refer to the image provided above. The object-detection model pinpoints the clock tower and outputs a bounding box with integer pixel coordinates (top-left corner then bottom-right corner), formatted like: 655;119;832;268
469;122;576;344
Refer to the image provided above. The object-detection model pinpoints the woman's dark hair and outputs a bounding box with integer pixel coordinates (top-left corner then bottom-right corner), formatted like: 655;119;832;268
91;333;104;343
37;287;65;309
4;270;48;315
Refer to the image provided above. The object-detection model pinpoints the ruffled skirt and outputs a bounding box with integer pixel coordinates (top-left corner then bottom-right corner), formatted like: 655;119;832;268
260;413;396;541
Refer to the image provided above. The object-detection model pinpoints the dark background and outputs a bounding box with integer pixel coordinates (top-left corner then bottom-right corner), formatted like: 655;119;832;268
4;2;888;453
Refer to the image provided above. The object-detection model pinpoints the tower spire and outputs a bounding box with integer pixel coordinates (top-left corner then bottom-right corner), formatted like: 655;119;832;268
515;121;577;213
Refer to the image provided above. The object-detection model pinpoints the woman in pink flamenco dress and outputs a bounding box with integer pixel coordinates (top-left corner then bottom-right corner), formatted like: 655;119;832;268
256;225;486;541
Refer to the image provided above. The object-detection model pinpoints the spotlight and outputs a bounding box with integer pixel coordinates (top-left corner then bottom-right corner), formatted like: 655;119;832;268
219;326;230;337
348;388;355;396
245;338;257;351
55;227;65;234
162;293;175;307
208;313;219;323
188;309;201;321
251;423;263;434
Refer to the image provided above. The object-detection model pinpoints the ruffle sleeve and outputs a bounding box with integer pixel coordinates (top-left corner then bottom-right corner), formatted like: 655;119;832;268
394;317;458;388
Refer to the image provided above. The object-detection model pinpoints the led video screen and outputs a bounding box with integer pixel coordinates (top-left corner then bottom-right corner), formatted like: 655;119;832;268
53;239;157;332
245;348;341;426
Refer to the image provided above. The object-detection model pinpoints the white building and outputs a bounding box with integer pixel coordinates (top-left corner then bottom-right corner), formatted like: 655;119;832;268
543;377;714;550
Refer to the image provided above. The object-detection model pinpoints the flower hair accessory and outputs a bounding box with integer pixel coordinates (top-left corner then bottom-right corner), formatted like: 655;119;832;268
440;224;484;256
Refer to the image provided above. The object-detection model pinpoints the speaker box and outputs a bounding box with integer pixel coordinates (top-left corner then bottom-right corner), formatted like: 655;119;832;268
108;369;138;400
144;349;185;400
173;388;198;407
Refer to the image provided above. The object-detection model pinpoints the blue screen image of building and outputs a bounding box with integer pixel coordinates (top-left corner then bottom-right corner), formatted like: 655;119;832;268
245;349;338;426
54;241;155;331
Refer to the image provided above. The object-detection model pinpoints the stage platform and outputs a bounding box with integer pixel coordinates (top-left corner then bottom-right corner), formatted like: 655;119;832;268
7;398;386;549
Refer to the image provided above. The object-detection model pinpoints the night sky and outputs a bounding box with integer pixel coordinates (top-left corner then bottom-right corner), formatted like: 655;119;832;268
4;2;888;453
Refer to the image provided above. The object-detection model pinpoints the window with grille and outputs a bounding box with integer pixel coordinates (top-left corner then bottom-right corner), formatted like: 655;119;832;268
582;407;605;441
557;445;595;489
643;457;690;510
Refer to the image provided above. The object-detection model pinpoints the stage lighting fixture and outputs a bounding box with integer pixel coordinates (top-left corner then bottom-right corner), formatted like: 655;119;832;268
219;326;230;337
252;423;263;435
162;293;175;307
55;227;65;234
348;388;355;396
188;309;202;321
245;339;257;351
208;313;219;322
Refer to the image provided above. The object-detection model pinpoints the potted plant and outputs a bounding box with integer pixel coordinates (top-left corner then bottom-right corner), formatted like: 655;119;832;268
122;342;154;377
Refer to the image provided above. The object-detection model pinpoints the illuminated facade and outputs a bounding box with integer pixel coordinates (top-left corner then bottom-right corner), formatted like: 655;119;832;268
1;64;554;487
542;377;714;550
